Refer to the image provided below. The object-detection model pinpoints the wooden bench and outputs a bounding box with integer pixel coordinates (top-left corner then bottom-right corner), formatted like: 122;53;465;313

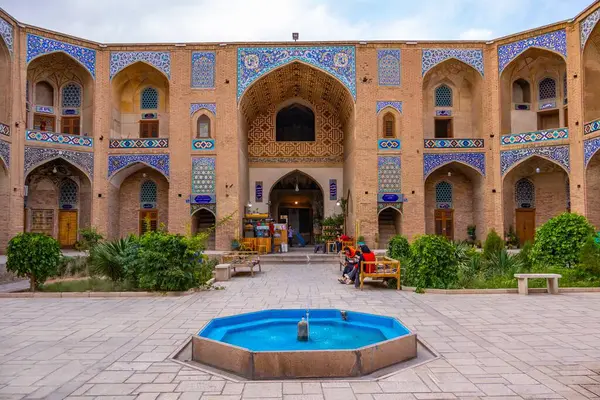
221;251;261;277
359;256;401;290
514;273;562;295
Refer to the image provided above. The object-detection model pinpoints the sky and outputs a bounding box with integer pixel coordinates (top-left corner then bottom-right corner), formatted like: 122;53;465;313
1;0;596;43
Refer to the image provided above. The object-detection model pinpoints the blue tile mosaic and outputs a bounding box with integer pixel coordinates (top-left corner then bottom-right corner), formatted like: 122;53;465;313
192;139;215;150
501;128;568;145
0;122;10;137
423;152;486;178
24;147;94;178
424;139;484;149
27;34;96;78
237;46;356;100
377;49;401;86
26;130;93;148
191;52;216;88
192;157;216;204
584;136;600;166
378;156;401;193
110;51;171;80
422;48;484;76
0;140;9;167
0;16;13;55
500;145;569;175
376;101;402;114
581;8;600;49
109;138;168;149
190;103;217;116
498;30;567;73
108;154;169;179
584;118;600;135
378;139;401;151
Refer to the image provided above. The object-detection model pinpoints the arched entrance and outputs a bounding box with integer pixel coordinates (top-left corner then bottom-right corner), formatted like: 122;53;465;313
269;170;324;245
586;150;600;229
378;207;401;249
25;159;92;247
192;208;216;250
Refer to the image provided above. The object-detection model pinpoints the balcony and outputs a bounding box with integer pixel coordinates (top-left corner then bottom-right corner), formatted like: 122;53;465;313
109;138;169;149
501;128;568;145
26;130;93;148
424;138;484;149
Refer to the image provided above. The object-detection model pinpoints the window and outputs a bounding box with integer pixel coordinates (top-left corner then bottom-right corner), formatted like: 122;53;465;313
512;79;531;103
35;81;54;106
61;117;80;135
30;209;54;236
563;72;568;104
139;211;158;234
59;179;78;210
434;119;453;138
197;115;211;138
435;181;453;209
34;114;55;132
61;83;82;108
515;179;535;209
539;78;556;100
434;85;453;107
140;87;159;110
140;121;159;138
383;113;395;138
276;104;315;141
140;180;157;209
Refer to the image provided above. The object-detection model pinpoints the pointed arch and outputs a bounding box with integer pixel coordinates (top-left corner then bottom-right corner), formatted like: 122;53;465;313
501;147;570;177
191;206;216;217
24;148;94;181
109;52;171;80
423;153;485;179
26;34;96;79
421;49;484;77
267;169;325;199
377;205;403;215
108;157;170;186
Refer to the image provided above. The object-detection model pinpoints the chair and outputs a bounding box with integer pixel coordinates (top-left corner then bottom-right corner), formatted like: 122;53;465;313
241;239;254;251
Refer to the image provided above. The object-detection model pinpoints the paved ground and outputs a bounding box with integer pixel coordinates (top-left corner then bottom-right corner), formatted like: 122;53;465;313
1;261;600;400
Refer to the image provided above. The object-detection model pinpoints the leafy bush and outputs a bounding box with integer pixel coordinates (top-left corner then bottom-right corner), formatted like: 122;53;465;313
89;236;137;282
578;235;600;276
457;251;482;288
406;235;458;291
504;226;519;249
485;249;524;277
74;227;103;252
531;213;594;268
467;225;476;241
483;230;504;260
57;256;90;277
388;235;410;260
517;241;534;272
6;233;61;291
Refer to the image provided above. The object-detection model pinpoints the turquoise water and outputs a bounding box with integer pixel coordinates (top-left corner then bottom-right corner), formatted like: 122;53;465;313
199;309;410;352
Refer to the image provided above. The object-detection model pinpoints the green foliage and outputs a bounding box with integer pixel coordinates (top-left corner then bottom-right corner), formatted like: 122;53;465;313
322;214;344;227
457;251;483;288
531;213;594;268
483;229;505;260
74;227;103;252
406;235;458;291
467;225;476;240
485;249;524;277
57;256;90;277
388;235;410;260
41;277;137;292
578;235;600;276
517;241;534;272
504;226;519;249
89;236;137;282
6;233;61;291
357;236;365;243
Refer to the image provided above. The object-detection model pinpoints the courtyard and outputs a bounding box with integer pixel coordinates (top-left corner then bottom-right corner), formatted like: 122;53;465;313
1;261;599;400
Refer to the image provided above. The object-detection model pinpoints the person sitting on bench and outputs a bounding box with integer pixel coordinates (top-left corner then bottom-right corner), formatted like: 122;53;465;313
345;245;376;288
338;246;358;283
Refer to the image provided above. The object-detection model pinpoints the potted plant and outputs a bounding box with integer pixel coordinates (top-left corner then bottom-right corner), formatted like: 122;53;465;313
231;238;240;250
467;225;476;243
357;235;365;246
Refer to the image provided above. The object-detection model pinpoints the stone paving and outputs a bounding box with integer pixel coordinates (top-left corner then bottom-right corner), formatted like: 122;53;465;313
1;261;600;399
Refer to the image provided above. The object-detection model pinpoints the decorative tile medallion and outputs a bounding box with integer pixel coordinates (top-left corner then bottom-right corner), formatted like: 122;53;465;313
191;204;216;216
192;139;215;151
501;128;568;145
422;48;484;76
191;51;216;88
584;118;600;135
110;51;171;79
424;152;486;178
498;30;567;73
435;110;452;117
26;130;93;148
584;136;600;166
581;8;600;49
108;154;169;179
109;138;168;149
27;34;96;78
190;103;216;116
376;101;402;114
377;49;401;86
237;46;356;100
0;122;10;137
0;140;9;167
25;147;93;178
500;145;569;175
424;139;484;149
378;156;401;193
0;16;13;55
378;139;401;151
191;157;216;204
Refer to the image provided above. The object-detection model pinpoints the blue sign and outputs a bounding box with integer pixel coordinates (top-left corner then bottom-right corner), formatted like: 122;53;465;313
194;195;212;204
255;181;263;203
142;203;154;209
329;179;337;201
61;204;73;210
382;193;399;202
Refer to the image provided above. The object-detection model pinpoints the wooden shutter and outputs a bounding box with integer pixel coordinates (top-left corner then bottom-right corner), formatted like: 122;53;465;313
139;210;158;234
140;121;159;138
61;117;81;135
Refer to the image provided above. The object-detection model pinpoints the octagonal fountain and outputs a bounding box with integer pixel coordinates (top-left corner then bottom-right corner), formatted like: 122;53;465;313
192;309;417;379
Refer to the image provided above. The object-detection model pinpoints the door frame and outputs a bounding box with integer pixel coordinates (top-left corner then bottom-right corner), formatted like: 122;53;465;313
58;209;78;248
515;208;536;245
434;208;454;241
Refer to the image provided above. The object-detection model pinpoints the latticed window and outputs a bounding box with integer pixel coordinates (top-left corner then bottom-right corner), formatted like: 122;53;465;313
434;85;453;107
140;87;159;110
197;115;211;138
538;78;556;100
140;180;157;209
515;179;535;208
59;179;78;209
61;83;82;108
383;113;395;138
435;181;453;209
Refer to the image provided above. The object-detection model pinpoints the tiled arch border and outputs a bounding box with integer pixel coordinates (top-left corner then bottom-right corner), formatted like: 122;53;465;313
24;147;94;179
423;153;486;179
498;29;567;74
376;101;403;114
584;136;600;167
0;140;9;168
26;34;96;79
108;154;170;181
581;7;600;50
190;103;216;116
422;48;484;77
109;51;171;80
0;16;13;55
500;145;570;176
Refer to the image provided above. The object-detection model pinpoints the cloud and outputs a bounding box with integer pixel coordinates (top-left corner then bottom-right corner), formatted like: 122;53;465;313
459;29;494;41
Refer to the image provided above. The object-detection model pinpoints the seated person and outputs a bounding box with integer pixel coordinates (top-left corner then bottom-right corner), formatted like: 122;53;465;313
338;246;359;283
345;245;376;287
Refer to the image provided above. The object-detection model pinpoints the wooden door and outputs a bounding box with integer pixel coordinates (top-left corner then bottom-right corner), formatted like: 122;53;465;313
434;209;454;240
139;210;158;234
516;209;535;245
58;210;78;247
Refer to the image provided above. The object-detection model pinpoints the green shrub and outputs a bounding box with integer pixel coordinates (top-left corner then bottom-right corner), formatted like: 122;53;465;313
485;249;524;277
6;233;61;291
388;235;409;259
531;213;594;268
483;230;504;260
89;236;137;282
406;235;458;291
57;256;90;277
457;251;482;288
517;241;534;272
578;235;600;276
74;227;103;252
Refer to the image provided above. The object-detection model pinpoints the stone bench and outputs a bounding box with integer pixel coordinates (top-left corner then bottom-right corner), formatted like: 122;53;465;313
215;264;231;281
514;273;562;295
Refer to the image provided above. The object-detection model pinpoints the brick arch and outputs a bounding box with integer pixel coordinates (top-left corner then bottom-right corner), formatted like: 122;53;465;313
423;153;485;179
498;30;567;74
26;34;96;79
108;155;170;185
501;147;570;177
